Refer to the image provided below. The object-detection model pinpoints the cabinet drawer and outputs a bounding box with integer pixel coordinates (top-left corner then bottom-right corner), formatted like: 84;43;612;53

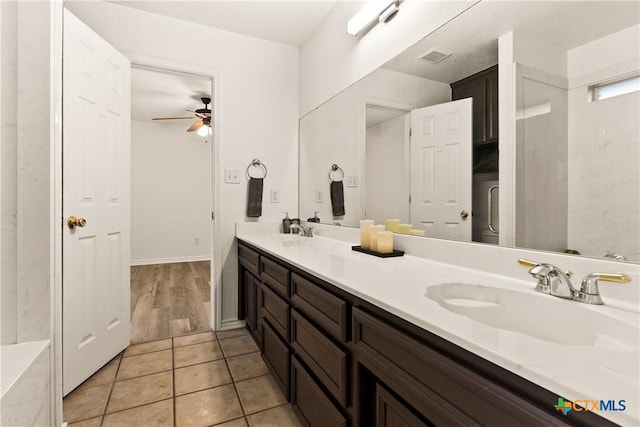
261;256;290;298
291;273;348;342
262;320;289;398
353;308;565;426
291;356;347;427
260;283;290;341
239;243;260;276
291;310;348;406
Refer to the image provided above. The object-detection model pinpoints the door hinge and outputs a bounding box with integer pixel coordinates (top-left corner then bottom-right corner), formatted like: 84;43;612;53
409;195;412;203
211;212;215;220
409;128;412;137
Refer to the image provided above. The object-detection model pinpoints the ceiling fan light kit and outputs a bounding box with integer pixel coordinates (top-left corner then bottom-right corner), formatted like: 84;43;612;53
152;96;212;137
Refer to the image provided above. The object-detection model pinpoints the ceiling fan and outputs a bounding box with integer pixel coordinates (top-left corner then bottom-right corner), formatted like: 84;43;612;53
152;96;212;134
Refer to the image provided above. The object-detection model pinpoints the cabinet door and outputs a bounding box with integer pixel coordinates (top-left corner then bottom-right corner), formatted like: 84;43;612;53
486;68;499;142
244;270;256;332
376;384;430;427
452;78;487;144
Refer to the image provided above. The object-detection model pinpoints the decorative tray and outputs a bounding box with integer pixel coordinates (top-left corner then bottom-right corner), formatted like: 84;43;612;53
351;245;404;258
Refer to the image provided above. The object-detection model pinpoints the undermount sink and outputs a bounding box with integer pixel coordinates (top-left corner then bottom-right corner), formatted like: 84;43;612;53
426;283;639;351
269;233;308;248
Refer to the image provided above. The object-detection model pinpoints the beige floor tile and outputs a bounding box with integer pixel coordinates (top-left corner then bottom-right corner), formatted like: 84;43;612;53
175;384;243;427
102;399;173;427
116;349;172;380
219;334;259;358
226;352;268;382
235;375;287;415
214;417;248;427
174;359;232;396
68;416;102;427
174;340;223;368
81;357;120;388
216;328;249;340
63;383;111;423
247;405;302;427
173;331;216;347
107;371;173;413
124;339;172;357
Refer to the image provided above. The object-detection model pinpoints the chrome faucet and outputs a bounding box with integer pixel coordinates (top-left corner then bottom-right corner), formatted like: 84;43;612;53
289;223;313;237
527;263;576;299
518;259;631;305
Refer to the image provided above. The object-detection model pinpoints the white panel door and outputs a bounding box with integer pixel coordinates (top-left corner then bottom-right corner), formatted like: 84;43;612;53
63;9;131;395
410;98;472;241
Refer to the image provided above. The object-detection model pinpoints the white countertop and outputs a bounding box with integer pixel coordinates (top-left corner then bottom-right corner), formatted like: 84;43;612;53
236;225;639;426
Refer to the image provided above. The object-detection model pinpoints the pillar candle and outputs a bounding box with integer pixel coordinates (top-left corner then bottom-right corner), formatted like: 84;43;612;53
360;219;375;249
397;223;412;234
386;219;400;233
369;225;386;252
377;231;394;254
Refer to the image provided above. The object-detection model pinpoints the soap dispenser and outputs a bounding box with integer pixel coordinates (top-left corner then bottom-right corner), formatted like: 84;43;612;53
307;211;320;223
282;212;292;234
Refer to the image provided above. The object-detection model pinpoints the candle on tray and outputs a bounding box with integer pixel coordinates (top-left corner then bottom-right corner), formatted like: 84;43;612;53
377;231;394;254
360;219;375;249
397;223;412;234
369;225;386;252
386;219;400;233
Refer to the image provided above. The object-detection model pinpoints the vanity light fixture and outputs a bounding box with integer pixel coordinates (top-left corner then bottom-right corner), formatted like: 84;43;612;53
347;0;400;36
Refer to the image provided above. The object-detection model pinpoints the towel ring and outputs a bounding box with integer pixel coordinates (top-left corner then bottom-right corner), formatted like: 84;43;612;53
328;164;344;182
246;159;267;179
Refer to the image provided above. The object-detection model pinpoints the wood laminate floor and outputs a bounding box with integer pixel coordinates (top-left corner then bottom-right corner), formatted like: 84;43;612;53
130;261;211;344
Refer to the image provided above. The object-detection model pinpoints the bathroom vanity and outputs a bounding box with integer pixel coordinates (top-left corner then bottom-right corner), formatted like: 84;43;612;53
236;224;637;427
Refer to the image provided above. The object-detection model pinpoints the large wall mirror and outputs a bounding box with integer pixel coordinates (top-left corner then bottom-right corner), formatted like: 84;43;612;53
299;1;639;262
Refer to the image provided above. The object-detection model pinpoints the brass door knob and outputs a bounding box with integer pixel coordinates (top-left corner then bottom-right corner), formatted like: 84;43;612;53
460;210;469;219
67;216;87;229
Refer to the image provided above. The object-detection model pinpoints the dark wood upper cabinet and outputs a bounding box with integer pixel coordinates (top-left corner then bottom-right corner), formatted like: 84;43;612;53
451;65;498;145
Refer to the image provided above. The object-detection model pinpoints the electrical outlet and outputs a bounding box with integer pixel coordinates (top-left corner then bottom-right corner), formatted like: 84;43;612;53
314;190;323;203
270;189;280;203
346;175;359;188
224;169;240;184
194;237;200;245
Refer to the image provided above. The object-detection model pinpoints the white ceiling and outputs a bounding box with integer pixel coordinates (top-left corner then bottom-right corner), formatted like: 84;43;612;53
384;1;640;84
131;66;211;124
109;0;338;47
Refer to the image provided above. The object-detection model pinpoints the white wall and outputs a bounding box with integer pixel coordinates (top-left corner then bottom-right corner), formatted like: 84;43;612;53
299;68;450;226
131;121;212;264
65;1;299;324
566;25;640;261
365;114;409;223
299;0;478;116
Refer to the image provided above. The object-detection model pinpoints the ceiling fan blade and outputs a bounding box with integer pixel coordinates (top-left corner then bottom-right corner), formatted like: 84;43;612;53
152;116;197;120
186;120;204;132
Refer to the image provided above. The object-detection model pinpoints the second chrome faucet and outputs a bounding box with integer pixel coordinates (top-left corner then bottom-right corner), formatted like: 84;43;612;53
518;259;631;305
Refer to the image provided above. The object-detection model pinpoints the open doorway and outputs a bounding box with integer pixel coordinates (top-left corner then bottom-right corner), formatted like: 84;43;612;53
363;104;410;222
129;65;214;343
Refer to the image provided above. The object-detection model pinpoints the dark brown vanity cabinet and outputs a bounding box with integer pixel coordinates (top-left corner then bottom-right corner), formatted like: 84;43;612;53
451;65;498;145
237;240;615;427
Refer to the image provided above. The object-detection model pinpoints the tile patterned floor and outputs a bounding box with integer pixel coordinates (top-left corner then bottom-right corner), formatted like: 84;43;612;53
63;328;302;427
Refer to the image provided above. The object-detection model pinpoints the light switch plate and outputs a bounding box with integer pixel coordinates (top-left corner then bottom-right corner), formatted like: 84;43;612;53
346;175;359;188
270;189;280;203
314;190;323;203
224;169;240;184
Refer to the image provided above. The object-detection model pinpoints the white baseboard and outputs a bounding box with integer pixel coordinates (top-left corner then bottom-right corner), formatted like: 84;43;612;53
130;255;211;266
220;319;246;331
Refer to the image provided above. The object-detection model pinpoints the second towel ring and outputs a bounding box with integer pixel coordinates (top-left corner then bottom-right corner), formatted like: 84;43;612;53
328;164;344;182
246;159;268;179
